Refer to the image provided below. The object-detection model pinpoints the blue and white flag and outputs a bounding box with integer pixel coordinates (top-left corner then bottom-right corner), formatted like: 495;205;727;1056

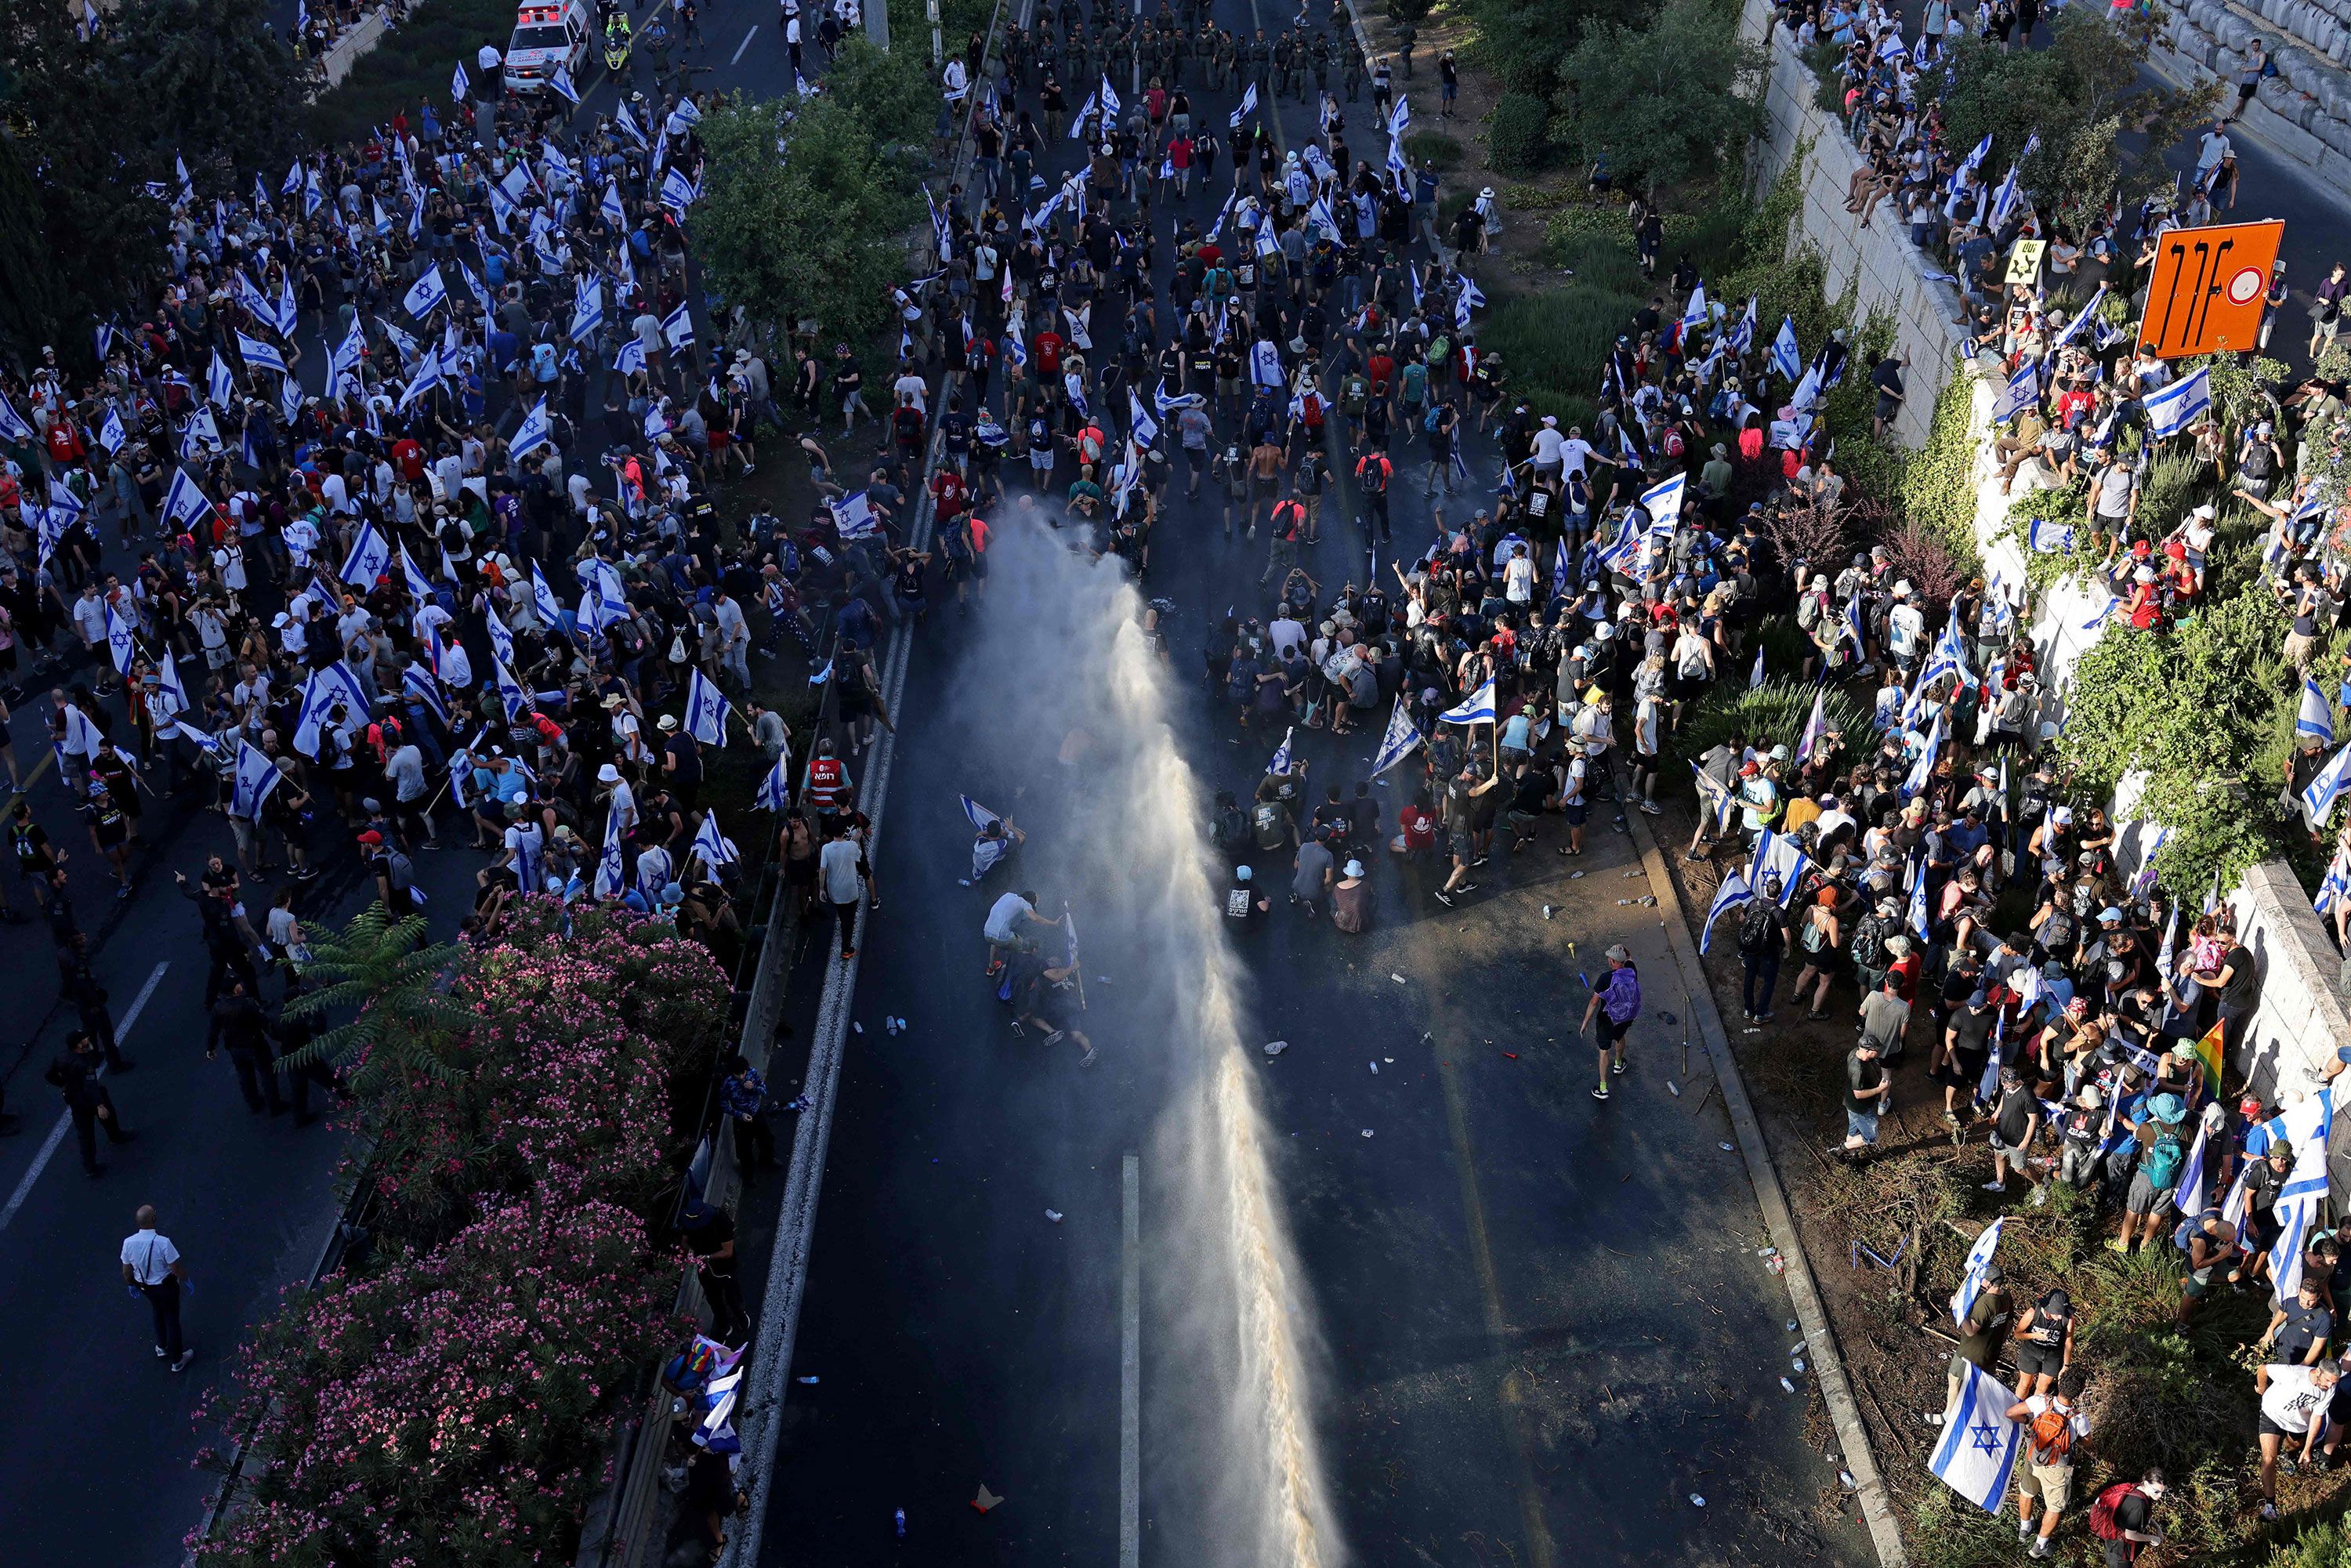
155;650;190;716
1749;646;1766;690
485;610;516;672
1387;93;1411;139
339;520;391;586
1681;283;1708;332
331;319;367;382
231;740;285;821
549;63;581;103
451;60;469;101
2050;285;2105;351
1952;1215;2004;1328
1747;828;1810;907
511;396;554;462
593;803;627;898
489;650;529;722
1795;688;1830;766
207;350;238;407
659;165;699;212
1959;131;1994;179
1992;363;2039;424
684;668;731;746
2172;1117;2211;1217
1728;296;1757;355
1770;316;1802;383
402;263;449;320
1230;81;1258;130
691;809;739;871
0;390;38;446
236;331;289;377
960;794;1002;833
2143;368;2212;440
162;467;215;533
570;281;604;344
531;563;567;628
1929;1362;2023;1515
600;179;628;228
1099;74;1122;120
2027;517;2075;554
1698;869;1753;956
103;600;138;674
755;756;792;811
1371;696;1422;777
614;338;648;378
1441;681;1497;726
96;404;128;454
403;663;451;730
1638;471;1686;531
830;490;880;540
1903;706;1946;798
2302;740;2351;826
661;302;695;351
1988;165;2023;230
1266;725;1295;777
2298;677;2336;745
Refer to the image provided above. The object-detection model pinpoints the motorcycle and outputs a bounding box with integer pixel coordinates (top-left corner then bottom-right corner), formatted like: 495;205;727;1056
603;19;632;73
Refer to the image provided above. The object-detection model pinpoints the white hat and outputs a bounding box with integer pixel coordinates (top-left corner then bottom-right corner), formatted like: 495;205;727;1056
597;762;622;783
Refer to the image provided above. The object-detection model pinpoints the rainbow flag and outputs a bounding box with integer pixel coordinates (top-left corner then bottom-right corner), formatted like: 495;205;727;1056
2191;1018;2227;1096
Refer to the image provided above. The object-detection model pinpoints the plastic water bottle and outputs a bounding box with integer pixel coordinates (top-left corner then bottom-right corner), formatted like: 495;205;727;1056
893;1508;907;1539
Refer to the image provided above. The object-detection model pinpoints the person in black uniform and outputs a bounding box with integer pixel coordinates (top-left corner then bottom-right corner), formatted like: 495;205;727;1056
46;1029;132;1175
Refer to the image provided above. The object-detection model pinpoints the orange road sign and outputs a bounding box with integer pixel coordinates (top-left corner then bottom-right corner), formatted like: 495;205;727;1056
2136;219;2284;359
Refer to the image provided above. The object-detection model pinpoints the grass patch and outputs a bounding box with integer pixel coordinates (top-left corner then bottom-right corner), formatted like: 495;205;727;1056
1404;128;1467;169
307;0;521;147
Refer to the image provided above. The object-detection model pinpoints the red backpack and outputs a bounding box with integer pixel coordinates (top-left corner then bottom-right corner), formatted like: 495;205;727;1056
2088;1482;2142;1541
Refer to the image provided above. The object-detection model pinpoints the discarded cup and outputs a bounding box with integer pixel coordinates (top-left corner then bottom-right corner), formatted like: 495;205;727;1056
1690;1494;1707;1508
894;1508;907;1539
1361;1128;1375;1138
1780;1377;1796;1393
1721;1143;1736;1152
1045;1210;1063;1222
1792;1359;1806;1372
1369;1062;1379;1074
1264;1040;1291;1058
796;1375;820;1384
1666;1081;1681;1097
1390;973;1409;984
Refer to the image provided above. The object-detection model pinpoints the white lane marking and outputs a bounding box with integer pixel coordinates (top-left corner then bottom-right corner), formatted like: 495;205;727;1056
1121;1152;1141;1568
0;961;170;1234
732;24;759;63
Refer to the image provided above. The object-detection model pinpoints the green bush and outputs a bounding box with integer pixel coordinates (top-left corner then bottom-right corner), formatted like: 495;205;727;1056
1478;290;1623;420
1897;370;1983;569
1672;677;1872;771
1404;129;1466;170
1487;91;1556;175
306;0;516;147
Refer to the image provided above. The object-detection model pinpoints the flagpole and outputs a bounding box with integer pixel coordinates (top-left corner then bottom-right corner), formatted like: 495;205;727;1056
1063;900;1086;1012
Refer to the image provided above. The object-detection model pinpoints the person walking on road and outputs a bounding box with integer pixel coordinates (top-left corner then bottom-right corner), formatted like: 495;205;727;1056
121;1204;194;1371
1580;943;1641;1101
817;818;868;961
48;1028;132;1176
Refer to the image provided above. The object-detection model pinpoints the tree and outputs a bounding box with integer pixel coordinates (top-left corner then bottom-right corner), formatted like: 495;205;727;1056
691;93;922;346
823;34;939;142
1550;0;1766;197
0;0;299;366
281;904;472;1092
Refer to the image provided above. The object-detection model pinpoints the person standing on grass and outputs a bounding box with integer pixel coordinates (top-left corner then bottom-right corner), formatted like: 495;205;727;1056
120;1205;194;1372
2005;1367;2090;1559
1580;943;1639;1101
1736;875;1789;1023
2256;1358;2335;1519
1837;1036;1889;1162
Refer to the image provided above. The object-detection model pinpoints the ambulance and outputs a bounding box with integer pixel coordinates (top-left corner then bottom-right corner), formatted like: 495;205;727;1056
502;0;592;92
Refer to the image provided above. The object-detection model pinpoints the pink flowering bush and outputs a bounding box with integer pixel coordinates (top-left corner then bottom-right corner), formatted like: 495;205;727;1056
196;902;733;1566
197;1182;676;1568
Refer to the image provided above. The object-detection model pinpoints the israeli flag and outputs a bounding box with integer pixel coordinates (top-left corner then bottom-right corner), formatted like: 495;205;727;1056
292;661;372;758
2317;848;2351;918
403;663;451;730
2302;740;2351;826
397;545;433;606
340;520;391;586
1987;164;2022;230
179;406;222;462
691;809;740;871
2143;368;2212;440
2279;1087;2335;1205
208;350;239;407
1371;696;1422;777
103;600;138;674
1454;275;1486;331
2172;1117;2210;1217
230;740;285;821
276;273;301;337
668;96;702;129
1952;1216;2004;1327
1099;74;1122;120
1959;131;1993;179
1747;828;1810;907
614;100;649;145
1770;316;1802;383
451;60;469;102
660;165;698;212
2027;518;2075;554
549;63;580;103
684;668;732;746
2299;678;2337;745
155;650;190;716
0;390;34;447
1698;869;1754;956
1749;646;1766;689
961;794;1002;834
1728;296;1757;355
163;467;215;533
485;610;515;671
237;331;289;377
530;563;567;628
1681;283;1708;332
661;302;695;351
1388;92;1411;139
2273;1198;2319;1302
96;404;128;454
570;281;604;345
1230;81;1258;130
593;804;627;898
755;756;792;811
1441;681;1497;726
1928;1362;2023;1515
511;396;554;462
1903;706;1946;798
830;490;880;540
2049;285;2105;351
1991;363;2038;424
1266;725;1295;777
403;264;449;320
1638;471;1686;530
600;179;628;227
489;650;529;721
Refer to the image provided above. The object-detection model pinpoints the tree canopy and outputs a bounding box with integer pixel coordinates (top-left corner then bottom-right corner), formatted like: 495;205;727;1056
1550;0;1767;196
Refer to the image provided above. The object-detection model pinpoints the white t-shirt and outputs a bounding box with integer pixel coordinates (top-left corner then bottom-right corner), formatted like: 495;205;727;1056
2017;1393;2092;1459
2262;1365;2328;1435
121;1229;180;1285
984;891;1035;944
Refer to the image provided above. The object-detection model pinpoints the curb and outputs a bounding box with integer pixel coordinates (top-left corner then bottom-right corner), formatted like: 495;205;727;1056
1617;802;1910;1568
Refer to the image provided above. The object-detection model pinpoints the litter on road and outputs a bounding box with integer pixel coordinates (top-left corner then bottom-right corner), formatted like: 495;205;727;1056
1263;1040;1290;1058
1044;1211;1063;1222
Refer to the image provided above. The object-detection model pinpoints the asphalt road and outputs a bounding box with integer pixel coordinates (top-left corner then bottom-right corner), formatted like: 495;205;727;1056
735;8;1876;1563
0;6;823;1562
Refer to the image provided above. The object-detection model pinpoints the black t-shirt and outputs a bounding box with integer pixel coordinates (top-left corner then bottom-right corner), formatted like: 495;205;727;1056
1951;1005;1997;1057
2219;945;2259;1009
666;734;703;787
2110;1491;2151;1538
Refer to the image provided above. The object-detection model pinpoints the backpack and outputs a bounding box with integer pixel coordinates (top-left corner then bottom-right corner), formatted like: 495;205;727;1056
2027;1400;2077;1465
1737;900;1777;955
2171;1215;2198;1253
1849;916;1888;971
2140;1132;2185;1191
1215;802;1250;852
2089;1483;2143;1541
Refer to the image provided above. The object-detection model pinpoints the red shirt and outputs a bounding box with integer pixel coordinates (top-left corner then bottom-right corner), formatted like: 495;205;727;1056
1367;352;1396;390
391;438;426;481
45;422;84;464
1399;803;1436;850
929;468;966;520
1034;331;1064;375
